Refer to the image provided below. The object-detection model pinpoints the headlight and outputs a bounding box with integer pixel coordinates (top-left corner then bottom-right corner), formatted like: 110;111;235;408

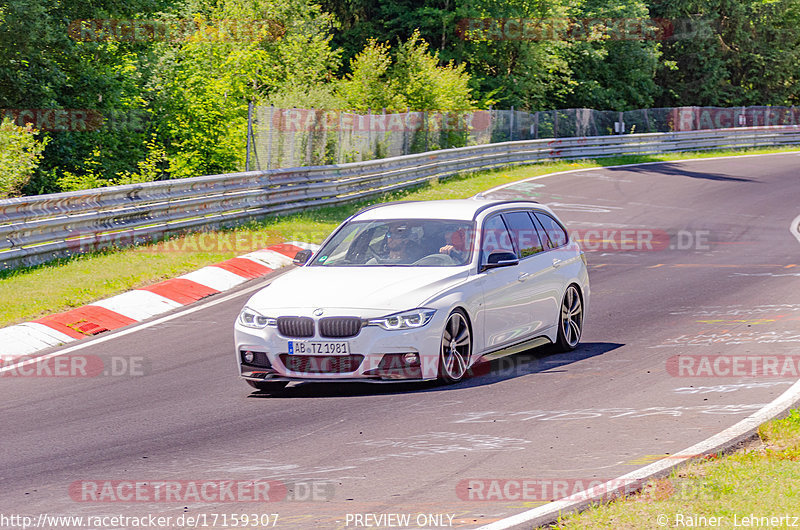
368;308;436;330
238;307;276;329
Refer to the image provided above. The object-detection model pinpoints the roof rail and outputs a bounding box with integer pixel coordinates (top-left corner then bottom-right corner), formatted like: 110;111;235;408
472;199;541;218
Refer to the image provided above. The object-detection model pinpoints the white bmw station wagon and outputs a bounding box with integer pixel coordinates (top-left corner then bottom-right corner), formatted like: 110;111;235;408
235;198;589;390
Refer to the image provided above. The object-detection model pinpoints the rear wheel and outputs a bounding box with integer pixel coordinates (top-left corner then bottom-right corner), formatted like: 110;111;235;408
438;309;472;383
246;380;288;392
554;285;583;352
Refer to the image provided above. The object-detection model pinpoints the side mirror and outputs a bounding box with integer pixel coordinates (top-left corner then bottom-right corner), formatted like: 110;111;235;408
293;249;313;266
480;251;519;272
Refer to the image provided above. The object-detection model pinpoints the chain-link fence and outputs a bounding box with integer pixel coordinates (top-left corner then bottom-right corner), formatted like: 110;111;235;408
247;105;800;170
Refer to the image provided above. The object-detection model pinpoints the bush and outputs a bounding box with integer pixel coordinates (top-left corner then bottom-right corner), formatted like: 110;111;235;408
0;119;48;198
337;30;475;112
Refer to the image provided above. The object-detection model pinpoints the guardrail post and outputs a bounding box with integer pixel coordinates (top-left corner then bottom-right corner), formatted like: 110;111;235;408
337;110;343;163
246;100;253;171
403;107;409;155
509;106;514;141
306;107;314;164
424;110;429;151
533;111;539;139
266;105;274;170
367;107;372;159
553;110;558;138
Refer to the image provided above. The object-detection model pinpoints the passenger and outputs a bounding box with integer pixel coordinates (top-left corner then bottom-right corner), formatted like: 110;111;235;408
439;228;468;264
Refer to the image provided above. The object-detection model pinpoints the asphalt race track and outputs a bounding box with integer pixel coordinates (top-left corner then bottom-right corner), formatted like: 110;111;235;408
1;152;799;529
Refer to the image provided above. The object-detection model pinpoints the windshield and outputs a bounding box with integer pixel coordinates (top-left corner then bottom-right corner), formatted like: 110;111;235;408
310;219;475;267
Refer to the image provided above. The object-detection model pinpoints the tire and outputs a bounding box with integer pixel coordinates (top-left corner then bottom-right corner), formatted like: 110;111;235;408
246;380;289;392
554;284;583;352
438;309;472;383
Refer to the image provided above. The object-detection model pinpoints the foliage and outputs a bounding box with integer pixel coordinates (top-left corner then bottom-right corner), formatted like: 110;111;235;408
266;84;346;109
337;39;406;111
4;0;800;196
0;119;47;198
393;30;474;110
337;30;474;111
150;0;342;178
651;0;800;106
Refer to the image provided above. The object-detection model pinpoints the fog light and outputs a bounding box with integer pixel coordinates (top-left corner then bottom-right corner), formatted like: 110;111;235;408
403;353;420;366
243;351;255;364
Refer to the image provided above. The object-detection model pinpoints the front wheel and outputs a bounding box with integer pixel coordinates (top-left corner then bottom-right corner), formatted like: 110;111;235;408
438;309;472;383
554;285;583;352
246;380;288;392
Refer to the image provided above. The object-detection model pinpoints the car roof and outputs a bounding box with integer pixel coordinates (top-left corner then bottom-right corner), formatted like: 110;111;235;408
352;198;546;222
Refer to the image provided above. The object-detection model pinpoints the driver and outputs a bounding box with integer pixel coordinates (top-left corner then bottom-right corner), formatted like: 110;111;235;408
385;222;423;263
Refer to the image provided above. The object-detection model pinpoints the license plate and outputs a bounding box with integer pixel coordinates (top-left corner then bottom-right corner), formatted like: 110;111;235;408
288;341;350;355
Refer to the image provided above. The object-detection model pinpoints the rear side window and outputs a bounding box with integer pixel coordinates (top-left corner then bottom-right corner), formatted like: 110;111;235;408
481;214;514;257
502;211;544;258
534;212;569;249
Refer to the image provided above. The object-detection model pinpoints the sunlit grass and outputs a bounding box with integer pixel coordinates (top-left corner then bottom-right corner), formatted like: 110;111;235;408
548;409;800;529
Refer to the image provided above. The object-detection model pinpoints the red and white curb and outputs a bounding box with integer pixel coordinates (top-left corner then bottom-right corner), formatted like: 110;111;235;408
0;241;318;360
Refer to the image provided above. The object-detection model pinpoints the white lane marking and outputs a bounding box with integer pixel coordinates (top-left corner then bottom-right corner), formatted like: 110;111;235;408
544;202;624;214
0;277;279;374
731;272;800;277
179;266;248;291
668;304;800;317
791;213;800;244
475;150;800;197
476;377;800;530
673;382;793;394
90;290;183;321
452;404;764;424
651;330;800;347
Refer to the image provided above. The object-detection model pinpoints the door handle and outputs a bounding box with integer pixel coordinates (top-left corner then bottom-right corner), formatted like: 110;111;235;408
552;258;563;268
518;272;530;282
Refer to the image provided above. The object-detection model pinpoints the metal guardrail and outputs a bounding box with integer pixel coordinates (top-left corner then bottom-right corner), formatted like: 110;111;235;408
2;126;799;270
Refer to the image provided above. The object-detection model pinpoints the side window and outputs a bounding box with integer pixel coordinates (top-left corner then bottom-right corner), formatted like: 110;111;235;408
533;212;569;249
481;214;514;261
502;211;544;258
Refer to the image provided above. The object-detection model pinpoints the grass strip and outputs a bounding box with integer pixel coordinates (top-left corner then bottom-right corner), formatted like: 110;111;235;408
1;145;798;328
548;408;800;529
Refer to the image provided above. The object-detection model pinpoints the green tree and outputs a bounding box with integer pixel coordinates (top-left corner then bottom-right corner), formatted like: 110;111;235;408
558;0;661;110
0;0;173;193
393;29;474;110
0;119;47;198
151;0;341;178
337;31;474;111
337;39;406;111
651;0;800;106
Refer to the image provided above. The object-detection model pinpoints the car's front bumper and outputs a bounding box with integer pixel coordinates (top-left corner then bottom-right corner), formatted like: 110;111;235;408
234;315;445;382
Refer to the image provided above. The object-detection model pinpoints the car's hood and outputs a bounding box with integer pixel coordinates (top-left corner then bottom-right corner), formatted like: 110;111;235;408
245;266;469;315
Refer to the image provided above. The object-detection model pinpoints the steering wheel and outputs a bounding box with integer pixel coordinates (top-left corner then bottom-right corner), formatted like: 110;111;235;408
411;253;457;266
